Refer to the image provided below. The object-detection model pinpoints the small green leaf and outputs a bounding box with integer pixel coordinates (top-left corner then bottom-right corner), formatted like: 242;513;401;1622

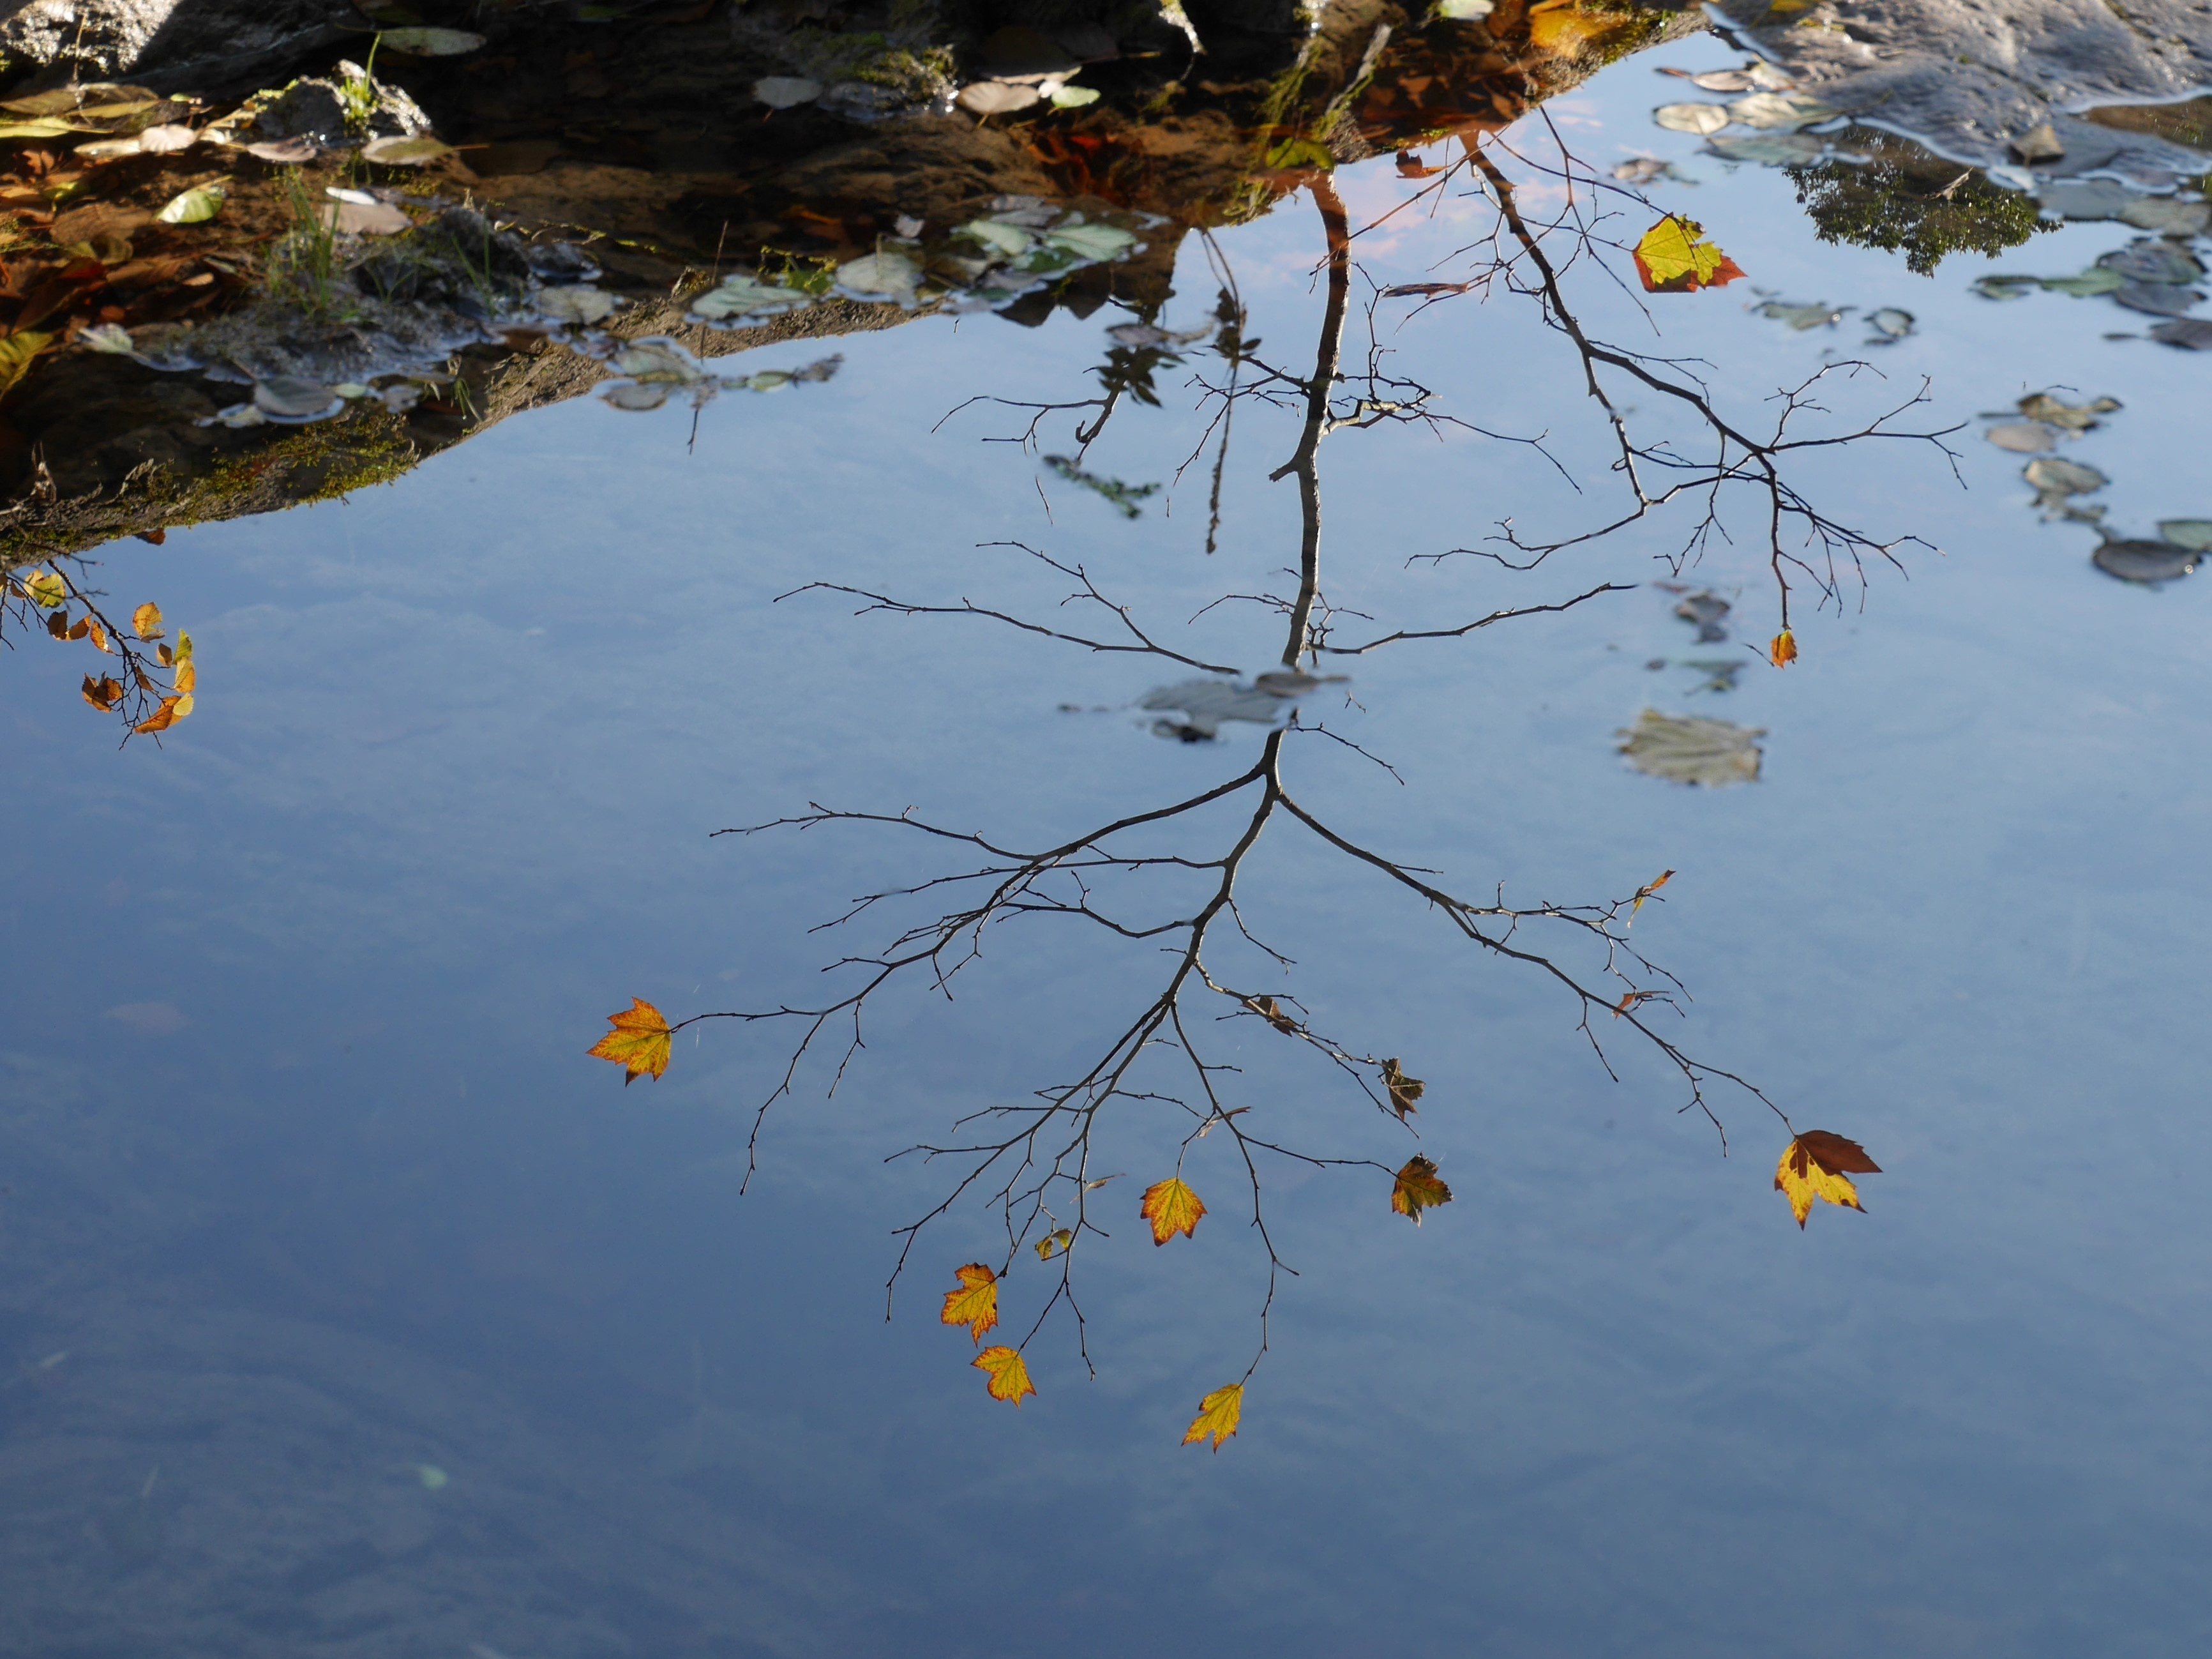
154;184;223;225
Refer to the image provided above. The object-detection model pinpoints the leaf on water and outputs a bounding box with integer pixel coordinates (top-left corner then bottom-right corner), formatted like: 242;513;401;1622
835;250;922;305
1611;156;1683;185
246;137;319;163
972;1345;1035;1405
2038;268;2125;298
1865;307;1914;342
955;217;1034;259
940;1263;999;1345
1436;0;1494;17
2017;392;2118;430
1726;90;1837;130
1140;1178;1205;1245
587;996;672;1084
1775;1130;1881;1228
2094;539;2201;584
1050;85;1101;108
2119;197;2211;236
1770;628;1797;667
0;117;97;138
538;285;620;324
131;602;163;640
2113;281;2201;318
1043;220;1138;261
254;376;340;420
377;26;486;54
154;184;223;224
1616;709;1764;787
1756;299;1843;330
690;273;816;322
1985;422;2055;454
1653;102;1730;136
2098;241;2204;286
958;80;1041;116
360;134;455;165
81;674;123;709
24;569;65;607
1182;1382;1244;1451
1632;215;1744;294
137;125;197;154
2156;519;2212;551
1035;1227;1074;1259
1630;868;1674;914
1391;1155;1452;1224
1381;1058;1424;1121
1704;130;1825;165
753;76;823;109
2149;319;2212;349
134;695;187;734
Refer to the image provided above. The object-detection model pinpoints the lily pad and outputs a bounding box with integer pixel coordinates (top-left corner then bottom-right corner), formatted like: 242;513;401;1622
752;77;822;110
1615;709;1764;788
154;184;223;224
836;250;922;305
376;26;485;54
2156;519;2212;550
2094;539;2201;584
1654;103;1730;137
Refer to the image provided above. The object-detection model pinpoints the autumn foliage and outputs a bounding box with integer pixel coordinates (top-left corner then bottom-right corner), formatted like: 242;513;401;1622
1775;1132;1882;1227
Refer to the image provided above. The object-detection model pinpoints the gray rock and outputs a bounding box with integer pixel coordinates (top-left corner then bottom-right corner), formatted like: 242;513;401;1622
0;0;357;89
1712;0;2212;167
256;66;432;146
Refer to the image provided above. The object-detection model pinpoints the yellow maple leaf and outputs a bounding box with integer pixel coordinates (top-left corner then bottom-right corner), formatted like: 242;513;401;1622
1774;1130;1882;1228
1391;1155;1453;1223
1140;1177;1206;1245
940;1263;999;1345
1770;628;1798;667
588;996;672;1084
132;602;164;640
1182;1382;1244;1451
1632;215;1747;294
973;1344;1035;1405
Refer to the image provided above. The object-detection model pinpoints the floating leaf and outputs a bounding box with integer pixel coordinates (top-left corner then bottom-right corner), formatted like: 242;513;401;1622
753;76;823;109
1704;130;1825;165
2017;392;2118;431
1381;1059;1424;1121
130;602;163;640
1769;628;1797;667
2119;197;2211;236
1042;220;1138;262
1436;0;1495;16
1756;299;1842;330
2156;519;2212;551
1391;1155;1452;1223
958;80;1041;116
2149;319;2212;349
587;996;672;1084
1865;307;1915;342
322;199;412;236
377;26;486;53
246;137;320;164
80;674;123;710
1985;422;2056;454
835;250;921;305
1632;215;1744;294
1182;1382;1244;1451
137;125;197;154
689;272;815;322
537;285;620;324
360;134;455;165
254;377;341;420
2094;539;2201;584
940;1263;999;1345
1727;90;1836;130
23;569;65;608
154;184;223;225
1049;84;1101;109
1653;102;1729;137
972;1345;1035;1405
1774;1130;1881;1228
955;217;1034;259
1615;709;1764;787
1140;1177;1206;1245
79;322;136;355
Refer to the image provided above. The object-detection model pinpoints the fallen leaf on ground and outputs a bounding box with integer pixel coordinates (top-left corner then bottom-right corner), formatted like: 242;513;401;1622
1391;1155;1452;1223
973;1345;1035;1404
1632;215;1744;293
154;184;223;225
0;330;54;402
1182;1382;1244;1451
940;1264;999;1344
1775;1130;1881;1227
1141;1178;1205;1245
360;135;453;165
1616;709;1764;787
587;997;672;1084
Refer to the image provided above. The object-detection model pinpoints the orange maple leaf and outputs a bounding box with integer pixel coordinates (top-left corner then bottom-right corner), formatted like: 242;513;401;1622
588;996;672;1084
940;1263;999;1345
973;1345;1035;1405
1391;1155;1453;1223
1770;629;1798;667
1140;1177;1205;1245
1182;1382;1244;1451
1775;1130;1881;1227
1632;215;1746;294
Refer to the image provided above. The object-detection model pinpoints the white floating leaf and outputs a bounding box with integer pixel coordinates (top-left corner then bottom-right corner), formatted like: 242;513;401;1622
955;218;1033;258
137;124;197;153
245;137;319;164
2158;519;2212;550
753;76;823;109
1616;709;1764;788
1050;85;1101;108
321;199;412;235
253;376;341;420
1727;91;1837;130
154;183;223;224
1985;422;2056;453
689;272;815;322
836;250;922;304
958;80;1042;116
361;134;454;165
1653;102;1729;136
1042;220;1137;261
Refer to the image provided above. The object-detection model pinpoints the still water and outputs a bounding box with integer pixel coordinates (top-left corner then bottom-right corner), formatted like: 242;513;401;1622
7;31;2212;1659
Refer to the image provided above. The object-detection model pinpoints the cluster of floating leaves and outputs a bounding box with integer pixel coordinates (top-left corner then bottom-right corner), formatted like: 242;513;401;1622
1981;391;2212;583
590;340;843;414
685;195;1147;328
